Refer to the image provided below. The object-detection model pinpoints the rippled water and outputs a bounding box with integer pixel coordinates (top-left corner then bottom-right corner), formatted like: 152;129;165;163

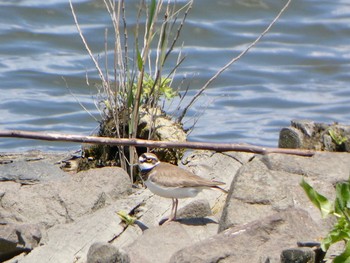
1;0;350;151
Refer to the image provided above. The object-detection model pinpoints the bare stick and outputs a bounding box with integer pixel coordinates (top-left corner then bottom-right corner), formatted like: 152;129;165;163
0;130;314;157
178;0;292;123
69;0;107;86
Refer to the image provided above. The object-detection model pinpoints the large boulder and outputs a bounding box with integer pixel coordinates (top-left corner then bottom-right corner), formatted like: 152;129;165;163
0;166;132;228
219;152;350;232
0;223;41;262
0;152;132;262
170;208;322;263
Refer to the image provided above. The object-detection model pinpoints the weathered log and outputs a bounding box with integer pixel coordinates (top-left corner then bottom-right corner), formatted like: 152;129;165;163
0;130;314;157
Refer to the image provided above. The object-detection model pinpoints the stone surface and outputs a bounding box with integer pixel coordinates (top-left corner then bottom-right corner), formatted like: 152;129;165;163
0;151;68;183
170;209;322;263
0;223;41;262
176;199;212;219
87;242;130;263
2;149;349;263
279;120;350;151
12;190;150;263
125;222;192;263
138;107;187;164
280;248;315;263
0;166;132;228
219;152;350;232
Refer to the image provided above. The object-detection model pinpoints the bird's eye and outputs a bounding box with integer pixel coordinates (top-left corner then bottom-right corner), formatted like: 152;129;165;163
147;158;152;163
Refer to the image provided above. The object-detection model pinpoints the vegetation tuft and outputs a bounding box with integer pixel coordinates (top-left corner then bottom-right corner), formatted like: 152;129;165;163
70;0;192;179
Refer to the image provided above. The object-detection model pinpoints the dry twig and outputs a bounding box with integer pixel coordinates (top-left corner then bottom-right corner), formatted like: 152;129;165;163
178;0;292;122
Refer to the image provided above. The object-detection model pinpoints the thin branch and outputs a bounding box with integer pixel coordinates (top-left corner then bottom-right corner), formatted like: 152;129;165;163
0;130;314;157
62;77;99;122
69;0;107;86
178;0;292;123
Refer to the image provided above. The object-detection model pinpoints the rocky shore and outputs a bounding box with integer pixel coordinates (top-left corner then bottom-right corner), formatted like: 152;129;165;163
1;147;349;262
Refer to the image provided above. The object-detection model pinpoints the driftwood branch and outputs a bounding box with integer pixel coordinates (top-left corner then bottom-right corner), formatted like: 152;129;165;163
0;130;314;157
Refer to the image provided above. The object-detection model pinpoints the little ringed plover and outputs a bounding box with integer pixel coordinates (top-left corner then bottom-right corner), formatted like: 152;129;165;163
138;152;227;222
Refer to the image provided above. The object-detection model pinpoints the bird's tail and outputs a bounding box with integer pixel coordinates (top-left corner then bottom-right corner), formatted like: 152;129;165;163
213;185;228;194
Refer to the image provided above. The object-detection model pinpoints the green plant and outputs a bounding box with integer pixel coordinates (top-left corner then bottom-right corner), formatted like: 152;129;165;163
139;73;177;102
300;178;350;262
117;210;137;226
329;129;348;146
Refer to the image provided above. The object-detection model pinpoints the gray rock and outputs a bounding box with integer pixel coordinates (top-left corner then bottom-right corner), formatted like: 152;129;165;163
260;152;350;183
0;223;41;262
281;248;315;263
279;127;304;149
87;242;129;263
15;190;151;263
169;209;322;263
176;199;212;219
125;222;193;263
182;151;248;217
0;166;131;228
219;152;350;232
291;119;315;137
0;151;68;183
279;120;350;151
4;149;349;263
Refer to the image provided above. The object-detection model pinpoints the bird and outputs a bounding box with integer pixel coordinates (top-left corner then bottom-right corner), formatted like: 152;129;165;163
138;152;228;223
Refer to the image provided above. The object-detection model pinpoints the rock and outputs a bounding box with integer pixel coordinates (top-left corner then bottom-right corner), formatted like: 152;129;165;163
279;120;350;152
138;107;187;164
176;199;212;219
124;222;193;263
169;208;322;263
0;166;132;228
219;152;350;232
0;223;41;262
87;242;129;263
4;149;349;262
280;248;315;263
279;127;304;149
14;190;150;263
0;151;68;183
182;151;250;215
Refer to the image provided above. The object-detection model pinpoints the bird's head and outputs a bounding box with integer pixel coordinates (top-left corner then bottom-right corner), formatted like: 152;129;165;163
138;152;160;172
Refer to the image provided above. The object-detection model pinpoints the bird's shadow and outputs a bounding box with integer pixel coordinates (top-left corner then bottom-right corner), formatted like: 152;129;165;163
133;217;218;232
159;217;218;226
134;220;149;231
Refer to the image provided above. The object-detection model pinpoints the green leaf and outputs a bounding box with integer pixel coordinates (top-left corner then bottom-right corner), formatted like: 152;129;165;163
117;210;136;226
300;178;333;218
329;129;348;145
127;83;134;108
335;183;350;215
322;227;350;251
136;47;143;71
159;22;168;66
334;241;350;263
147;0;157;35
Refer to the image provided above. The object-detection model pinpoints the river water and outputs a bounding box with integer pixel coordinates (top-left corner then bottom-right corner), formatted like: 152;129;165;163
1;0;350;152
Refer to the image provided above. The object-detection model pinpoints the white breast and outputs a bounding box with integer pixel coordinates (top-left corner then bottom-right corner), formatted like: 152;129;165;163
145;179;202;199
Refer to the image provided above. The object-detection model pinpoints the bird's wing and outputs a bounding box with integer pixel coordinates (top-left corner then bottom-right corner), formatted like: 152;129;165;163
149;162;225;189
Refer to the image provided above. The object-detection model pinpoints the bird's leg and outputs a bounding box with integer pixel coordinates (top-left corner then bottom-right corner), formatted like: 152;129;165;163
173;198;178;220
164;198;177;223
